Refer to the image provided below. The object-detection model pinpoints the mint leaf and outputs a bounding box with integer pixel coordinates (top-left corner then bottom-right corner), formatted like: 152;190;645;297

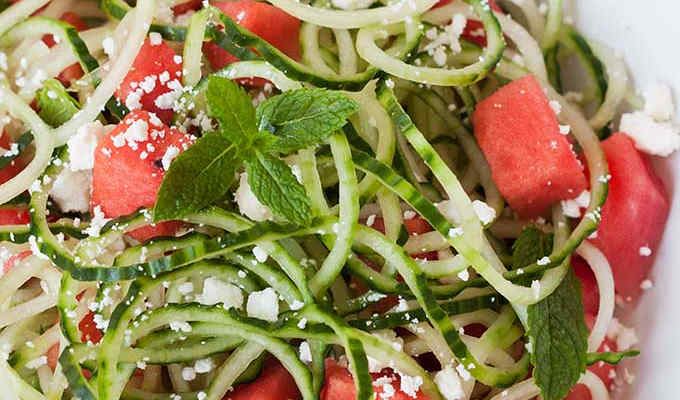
206;76;258;147
154;131;241;221
245;151;312;226
256;88;359;154
512;227;553;270
36;79;80;127
586;350;639;366
527;269;589;400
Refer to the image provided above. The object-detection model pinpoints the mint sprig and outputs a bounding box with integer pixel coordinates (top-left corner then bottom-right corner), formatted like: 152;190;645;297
154;77;358;224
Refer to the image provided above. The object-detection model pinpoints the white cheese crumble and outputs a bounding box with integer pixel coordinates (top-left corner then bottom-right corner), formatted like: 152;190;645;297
455;363;471;381
246;288;279;322
434;365;465;400
169;321;192;333
403;210;417;220
26;356;47;369
49;168;92;213
366;214;377;227
235;172;272;221
194;358;213;374
638;246;652;257
399;372;423;398
640;279;653;290
619;111;680;157
102;37;115;58
549;100;562;115
298;341;312;364
83;206;111;237
471;200;496;225
181;366;196;381
67;121;109;171
252;246;268;263
149;32;163;46
531;279;541;299
197;277;243;310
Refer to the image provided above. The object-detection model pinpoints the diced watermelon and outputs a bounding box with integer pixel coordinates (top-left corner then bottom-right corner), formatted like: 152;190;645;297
79;311;103;344
222;358;301;400
113;39;183;125
573;256;599;316
321;359;430;400
587;133;669;300
46;343;60;371
0;206;30;225
172;0;202;15
2;250;31;274
0;135;29;186
91;110;193;242
203;1;301;85
472;74;588;218
403;217;433;236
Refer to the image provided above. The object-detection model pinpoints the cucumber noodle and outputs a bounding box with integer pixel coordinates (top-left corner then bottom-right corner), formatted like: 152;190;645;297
0;0;640;399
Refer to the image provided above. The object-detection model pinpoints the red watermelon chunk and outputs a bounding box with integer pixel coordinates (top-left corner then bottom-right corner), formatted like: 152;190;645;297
573;256;599;316
203;1;301;86
114;38;183;125
0;134;30;186
321;359;430;400
223;358;301;400
472;74;588;218
588;133;669;300
0;206;30;225
91;110;193;242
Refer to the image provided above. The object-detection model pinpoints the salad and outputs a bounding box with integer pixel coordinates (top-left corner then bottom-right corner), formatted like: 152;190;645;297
0;0;675;399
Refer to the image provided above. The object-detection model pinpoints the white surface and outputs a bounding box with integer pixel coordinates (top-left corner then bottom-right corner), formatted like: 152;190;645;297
571;1;680;398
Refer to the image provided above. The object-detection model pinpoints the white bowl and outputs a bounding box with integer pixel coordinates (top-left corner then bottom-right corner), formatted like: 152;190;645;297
571;1;680;398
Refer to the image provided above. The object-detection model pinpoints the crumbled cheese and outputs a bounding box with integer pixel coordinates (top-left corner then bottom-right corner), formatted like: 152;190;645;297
619;111;680;157
638;246;652;257
49;168;92;213
298;341;312;364
181;366;196;381
559;124;571;135
197;392;207;400
67;121;110;171
169;321;192;333
235;172;273;221
252;246;268;263
297;318;308;329
399;372;423;398
160;145;179;171
102;37;115;58
83;206;111;237
471;200;496;225
549;100;562;115
448;227;463;237
536;257;550;266
197;277;243;310
642;83;674;122
366;214;377;227
290;300;305;310
457;268;469;282
149;32;163;46
640;279;653;290
403;210;417;220
434;365;465;400
194;358;213;374
246;288;279;322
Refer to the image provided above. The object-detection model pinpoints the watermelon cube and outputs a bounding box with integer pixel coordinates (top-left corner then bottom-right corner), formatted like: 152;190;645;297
472;74;588;218
588;133;669;300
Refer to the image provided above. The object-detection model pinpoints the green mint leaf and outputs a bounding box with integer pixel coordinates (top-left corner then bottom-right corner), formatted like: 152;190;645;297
245;151;312;226
154;131;241;221
511;227;553;270
527;268;589;400
586;350;639;366
206;76;258;146
36;79;81;128
256;88;359;154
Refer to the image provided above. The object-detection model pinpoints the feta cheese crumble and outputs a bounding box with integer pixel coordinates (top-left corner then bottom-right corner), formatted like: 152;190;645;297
471;200;496;225
434;365;465;400
197;277;243;310
235;172;273;221
246;288;279;322
620;112;680;157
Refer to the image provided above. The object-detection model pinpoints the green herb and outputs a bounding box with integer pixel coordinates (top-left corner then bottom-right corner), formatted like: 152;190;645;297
257;88;359;153
527;269;589;400
154;77;358;223
511;227;553;270
586;350;639;366
154;132;240;221
246;151;312;226
36;79;81;128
